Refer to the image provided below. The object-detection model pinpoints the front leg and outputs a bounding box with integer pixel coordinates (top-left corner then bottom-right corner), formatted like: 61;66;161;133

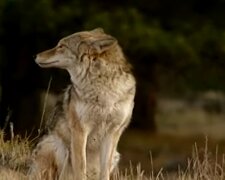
100;134;115;180
70;123;88;180
68;103;88;180
100;123;127;180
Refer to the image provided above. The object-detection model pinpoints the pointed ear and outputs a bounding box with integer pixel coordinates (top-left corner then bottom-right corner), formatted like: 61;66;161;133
91;28;104;34
91;36;117;54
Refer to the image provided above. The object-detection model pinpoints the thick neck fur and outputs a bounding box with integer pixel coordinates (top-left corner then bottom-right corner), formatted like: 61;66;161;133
67;46;134;106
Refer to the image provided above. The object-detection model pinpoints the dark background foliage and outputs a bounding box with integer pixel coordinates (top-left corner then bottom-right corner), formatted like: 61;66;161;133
0;0;225;137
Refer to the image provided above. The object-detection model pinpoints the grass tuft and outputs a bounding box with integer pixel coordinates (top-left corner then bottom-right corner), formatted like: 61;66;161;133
0;129;225;180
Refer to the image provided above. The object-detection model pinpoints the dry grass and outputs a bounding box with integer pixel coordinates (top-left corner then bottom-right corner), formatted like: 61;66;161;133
173;141;225;180
0;131;30;170
0;130;30;179
0;130;225;180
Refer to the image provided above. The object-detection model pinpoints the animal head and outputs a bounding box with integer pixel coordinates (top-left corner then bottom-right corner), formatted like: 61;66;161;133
35;28;119;70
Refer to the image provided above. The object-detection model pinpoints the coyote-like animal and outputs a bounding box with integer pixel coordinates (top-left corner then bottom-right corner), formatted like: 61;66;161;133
30;28;136;180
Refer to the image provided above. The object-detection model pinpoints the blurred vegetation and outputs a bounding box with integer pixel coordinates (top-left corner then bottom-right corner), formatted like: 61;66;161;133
0;0;225;134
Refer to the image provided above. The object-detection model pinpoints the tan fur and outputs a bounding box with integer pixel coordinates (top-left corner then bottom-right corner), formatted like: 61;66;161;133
29;28;136;180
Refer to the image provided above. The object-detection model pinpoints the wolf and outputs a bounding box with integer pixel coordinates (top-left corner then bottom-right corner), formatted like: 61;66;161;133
29;28;136;180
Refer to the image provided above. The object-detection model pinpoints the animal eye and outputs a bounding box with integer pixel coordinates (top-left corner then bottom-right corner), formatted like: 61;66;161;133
58;44;64;49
